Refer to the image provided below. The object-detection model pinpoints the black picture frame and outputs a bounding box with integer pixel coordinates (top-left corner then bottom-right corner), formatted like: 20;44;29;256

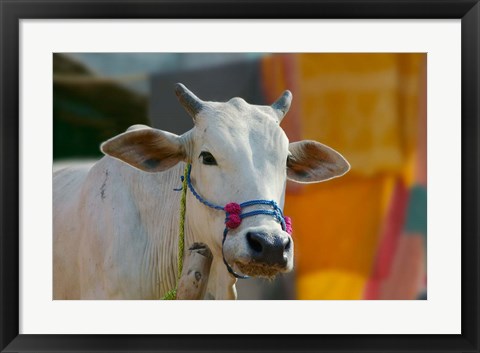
1;1;479;352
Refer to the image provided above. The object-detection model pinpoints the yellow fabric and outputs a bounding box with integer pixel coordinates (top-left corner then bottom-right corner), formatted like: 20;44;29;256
297;270;367;300
298;53;424;178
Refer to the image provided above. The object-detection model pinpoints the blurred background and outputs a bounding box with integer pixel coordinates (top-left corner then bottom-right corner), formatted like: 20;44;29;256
53;52;427;300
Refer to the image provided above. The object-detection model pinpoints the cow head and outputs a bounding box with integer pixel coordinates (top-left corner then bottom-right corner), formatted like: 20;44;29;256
101;83;349;279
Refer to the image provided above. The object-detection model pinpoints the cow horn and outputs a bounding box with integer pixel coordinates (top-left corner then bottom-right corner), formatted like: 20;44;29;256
175;83;204;120
271;90;292;122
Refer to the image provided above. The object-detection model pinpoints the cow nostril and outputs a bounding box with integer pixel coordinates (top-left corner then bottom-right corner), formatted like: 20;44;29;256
285;237;291;251
246;232;263;253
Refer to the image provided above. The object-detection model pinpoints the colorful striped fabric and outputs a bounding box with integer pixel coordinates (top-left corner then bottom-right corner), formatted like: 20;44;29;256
264;53;427;300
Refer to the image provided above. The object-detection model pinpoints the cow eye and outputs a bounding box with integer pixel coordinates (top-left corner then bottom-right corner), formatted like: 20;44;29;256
200;151;217;165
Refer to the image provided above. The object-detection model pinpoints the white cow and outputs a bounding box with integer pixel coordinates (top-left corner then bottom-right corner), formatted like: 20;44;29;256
53;83;349;300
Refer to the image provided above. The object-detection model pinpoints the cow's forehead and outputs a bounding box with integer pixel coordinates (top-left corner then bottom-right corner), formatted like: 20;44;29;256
193;99;289;155
199;98;279;124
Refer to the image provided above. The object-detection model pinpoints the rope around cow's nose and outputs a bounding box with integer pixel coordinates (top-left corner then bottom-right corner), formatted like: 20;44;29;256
184;163;292;279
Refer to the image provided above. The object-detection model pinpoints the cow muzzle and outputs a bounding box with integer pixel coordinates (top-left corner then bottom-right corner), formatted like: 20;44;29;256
222;226;294;278
184;163;293;279
246;231;292;267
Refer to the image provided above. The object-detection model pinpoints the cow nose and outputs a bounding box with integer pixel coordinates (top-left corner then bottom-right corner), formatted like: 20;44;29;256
246;231;291;266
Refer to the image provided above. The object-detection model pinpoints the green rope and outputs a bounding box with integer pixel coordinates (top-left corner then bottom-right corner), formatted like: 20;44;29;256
161;164;189;300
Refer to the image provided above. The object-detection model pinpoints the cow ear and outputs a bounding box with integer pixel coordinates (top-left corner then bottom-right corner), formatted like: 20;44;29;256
287;140;350;183
101;126;185;173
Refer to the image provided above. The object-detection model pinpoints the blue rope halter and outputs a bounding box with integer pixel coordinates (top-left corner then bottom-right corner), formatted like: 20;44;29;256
182;163;290;279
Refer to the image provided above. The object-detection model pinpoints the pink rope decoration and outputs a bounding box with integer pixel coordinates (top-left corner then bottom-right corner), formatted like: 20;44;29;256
224;202;241;214
284;216;293;235
225;202;242;229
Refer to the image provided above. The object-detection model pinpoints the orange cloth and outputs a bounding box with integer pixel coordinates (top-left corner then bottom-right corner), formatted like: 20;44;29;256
285;175;389;278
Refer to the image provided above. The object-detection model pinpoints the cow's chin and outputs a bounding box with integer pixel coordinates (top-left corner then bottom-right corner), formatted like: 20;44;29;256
235;261;292;279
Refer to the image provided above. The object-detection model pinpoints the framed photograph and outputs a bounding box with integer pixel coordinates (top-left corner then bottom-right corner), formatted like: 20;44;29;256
1;0;478;352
